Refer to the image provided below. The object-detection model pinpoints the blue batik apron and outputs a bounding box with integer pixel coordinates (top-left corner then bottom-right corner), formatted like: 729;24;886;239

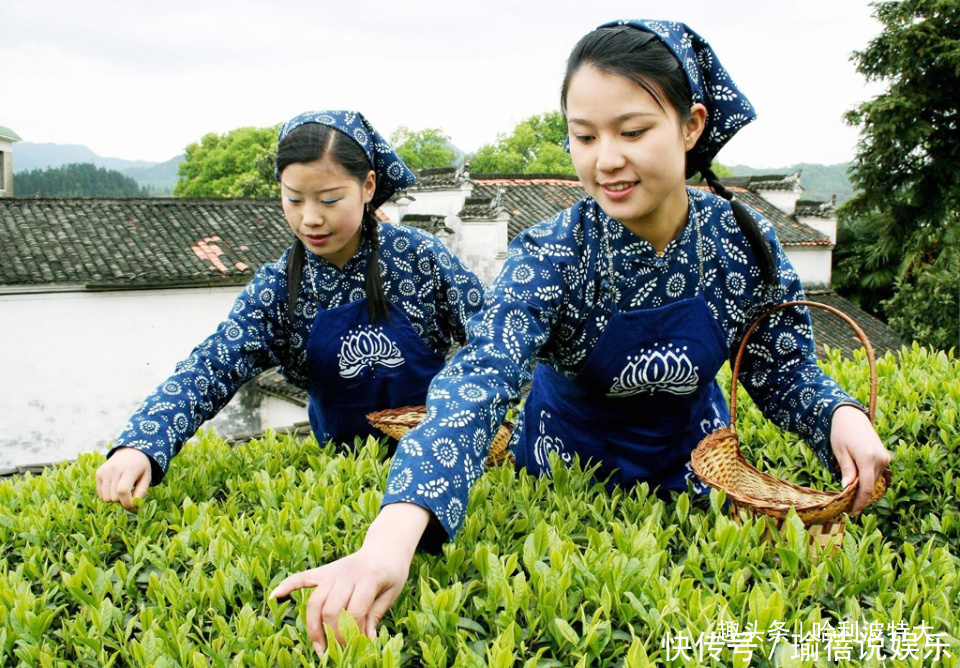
514;224;729;492
304;299;445;447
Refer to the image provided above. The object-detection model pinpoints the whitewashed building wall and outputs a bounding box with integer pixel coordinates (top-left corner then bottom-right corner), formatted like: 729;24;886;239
0;286;293;468
785;247;833;289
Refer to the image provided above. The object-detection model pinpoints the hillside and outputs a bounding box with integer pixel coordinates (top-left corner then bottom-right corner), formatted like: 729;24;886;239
14;142;182;195
729;162;854;204
118;155;182;194
14;163;149;198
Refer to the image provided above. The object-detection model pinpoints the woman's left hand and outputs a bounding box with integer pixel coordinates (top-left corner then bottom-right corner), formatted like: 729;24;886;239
829;405;892;514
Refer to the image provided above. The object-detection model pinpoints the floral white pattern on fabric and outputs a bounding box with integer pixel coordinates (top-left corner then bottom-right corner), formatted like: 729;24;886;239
608;343;700;397
337;326;405;379
532;410;572;476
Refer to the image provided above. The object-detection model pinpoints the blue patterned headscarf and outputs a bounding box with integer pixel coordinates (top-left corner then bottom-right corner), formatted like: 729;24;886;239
567;20;756;173
275;110;416;209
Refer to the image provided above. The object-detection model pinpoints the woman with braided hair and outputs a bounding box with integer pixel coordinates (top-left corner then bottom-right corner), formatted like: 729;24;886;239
96;110;484;512
270;23;891;655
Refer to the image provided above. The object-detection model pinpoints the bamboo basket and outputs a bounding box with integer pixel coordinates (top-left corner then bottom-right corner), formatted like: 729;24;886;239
690;300;891;556
367;406;514;467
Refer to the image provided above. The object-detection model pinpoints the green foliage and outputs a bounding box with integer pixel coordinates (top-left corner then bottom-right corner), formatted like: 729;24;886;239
2;347;959;665
14;163;150;198
839;0;960;350
175;126;280;199
883;253;960;353
709;162;734;179
470;112;576;176
390;127;457;170
832;211;899;317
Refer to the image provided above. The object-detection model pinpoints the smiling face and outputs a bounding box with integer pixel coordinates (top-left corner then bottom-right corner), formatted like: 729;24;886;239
565;65;706;249
279;157;375;268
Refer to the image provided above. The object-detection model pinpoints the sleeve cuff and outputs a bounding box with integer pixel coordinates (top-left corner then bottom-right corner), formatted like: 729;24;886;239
379;494;458;546
814;400;867;480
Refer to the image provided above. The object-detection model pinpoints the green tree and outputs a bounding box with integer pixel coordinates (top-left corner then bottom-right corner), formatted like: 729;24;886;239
174;125;280;198
883;252;960;351
390;126;456;170
832;211;898;317
710;163;734;179
15;163;148;197
837;0;960;350
470;111;576;176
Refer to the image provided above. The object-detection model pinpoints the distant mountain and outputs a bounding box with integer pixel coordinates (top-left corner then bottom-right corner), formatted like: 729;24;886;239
119;156;182;194
728;162;854;205
13;142;182;195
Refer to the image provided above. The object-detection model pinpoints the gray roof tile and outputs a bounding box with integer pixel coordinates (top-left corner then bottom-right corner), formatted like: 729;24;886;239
0;198;291;288
805;292;903;360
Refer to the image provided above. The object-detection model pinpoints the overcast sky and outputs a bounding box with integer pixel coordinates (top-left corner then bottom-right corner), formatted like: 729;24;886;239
2;0;884;168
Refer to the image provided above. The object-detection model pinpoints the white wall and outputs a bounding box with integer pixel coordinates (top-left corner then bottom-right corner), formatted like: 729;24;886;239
383;185;474;261
797;215;837;244
456;218;509;285
0;286;266;468
757;190;800;215
260;395;308;430
785;247;833;290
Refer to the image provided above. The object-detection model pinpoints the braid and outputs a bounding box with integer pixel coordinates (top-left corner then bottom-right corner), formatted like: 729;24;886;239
364;207;391;323
698;162;777;286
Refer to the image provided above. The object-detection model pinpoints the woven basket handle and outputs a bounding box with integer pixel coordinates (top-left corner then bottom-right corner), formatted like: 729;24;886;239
729;300;877;430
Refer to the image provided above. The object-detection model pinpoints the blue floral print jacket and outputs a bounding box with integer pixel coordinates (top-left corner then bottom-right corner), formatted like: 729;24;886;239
112;223;485;480
381;189;859;539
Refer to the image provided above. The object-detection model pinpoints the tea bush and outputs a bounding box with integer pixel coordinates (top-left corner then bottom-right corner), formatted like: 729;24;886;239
1;346;957;666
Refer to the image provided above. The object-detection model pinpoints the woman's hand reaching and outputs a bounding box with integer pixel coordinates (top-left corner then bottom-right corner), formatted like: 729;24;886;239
270;502;431;655
830;404;892;514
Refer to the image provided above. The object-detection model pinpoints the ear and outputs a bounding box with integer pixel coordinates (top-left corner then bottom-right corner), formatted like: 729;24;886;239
682;103;708;151
363;170;376;204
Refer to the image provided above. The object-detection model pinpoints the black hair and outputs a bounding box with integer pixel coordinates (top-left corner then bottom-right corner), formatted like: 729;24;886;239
276;123;390;323
561;26;777;286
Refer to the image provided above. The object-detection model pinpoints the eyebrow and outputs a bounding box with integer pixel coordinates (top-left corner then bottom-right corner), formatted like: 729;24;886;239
279;182;346;195
567;111;659;125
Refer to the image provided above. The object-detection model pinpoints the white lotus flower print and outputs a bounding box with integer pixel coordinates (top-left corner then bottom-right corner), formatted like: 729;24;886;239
608;344;700;397
337;326;405;379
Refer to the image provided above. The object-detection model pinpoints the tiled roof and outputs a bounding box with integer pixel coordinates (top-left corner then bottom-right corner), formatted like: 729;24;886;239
805;292;903;360
795;198;836;218
723;171;801;191
0;198;291;289
401;214;454;236
255;369;309;407
459;194;503;221
413;166;467;189
468;175;584;241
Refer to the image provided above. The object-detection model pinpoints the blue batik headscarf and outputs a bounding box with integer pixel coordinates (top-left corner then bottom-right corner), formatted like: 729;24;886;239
566;20;756;177
275;110;416;209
